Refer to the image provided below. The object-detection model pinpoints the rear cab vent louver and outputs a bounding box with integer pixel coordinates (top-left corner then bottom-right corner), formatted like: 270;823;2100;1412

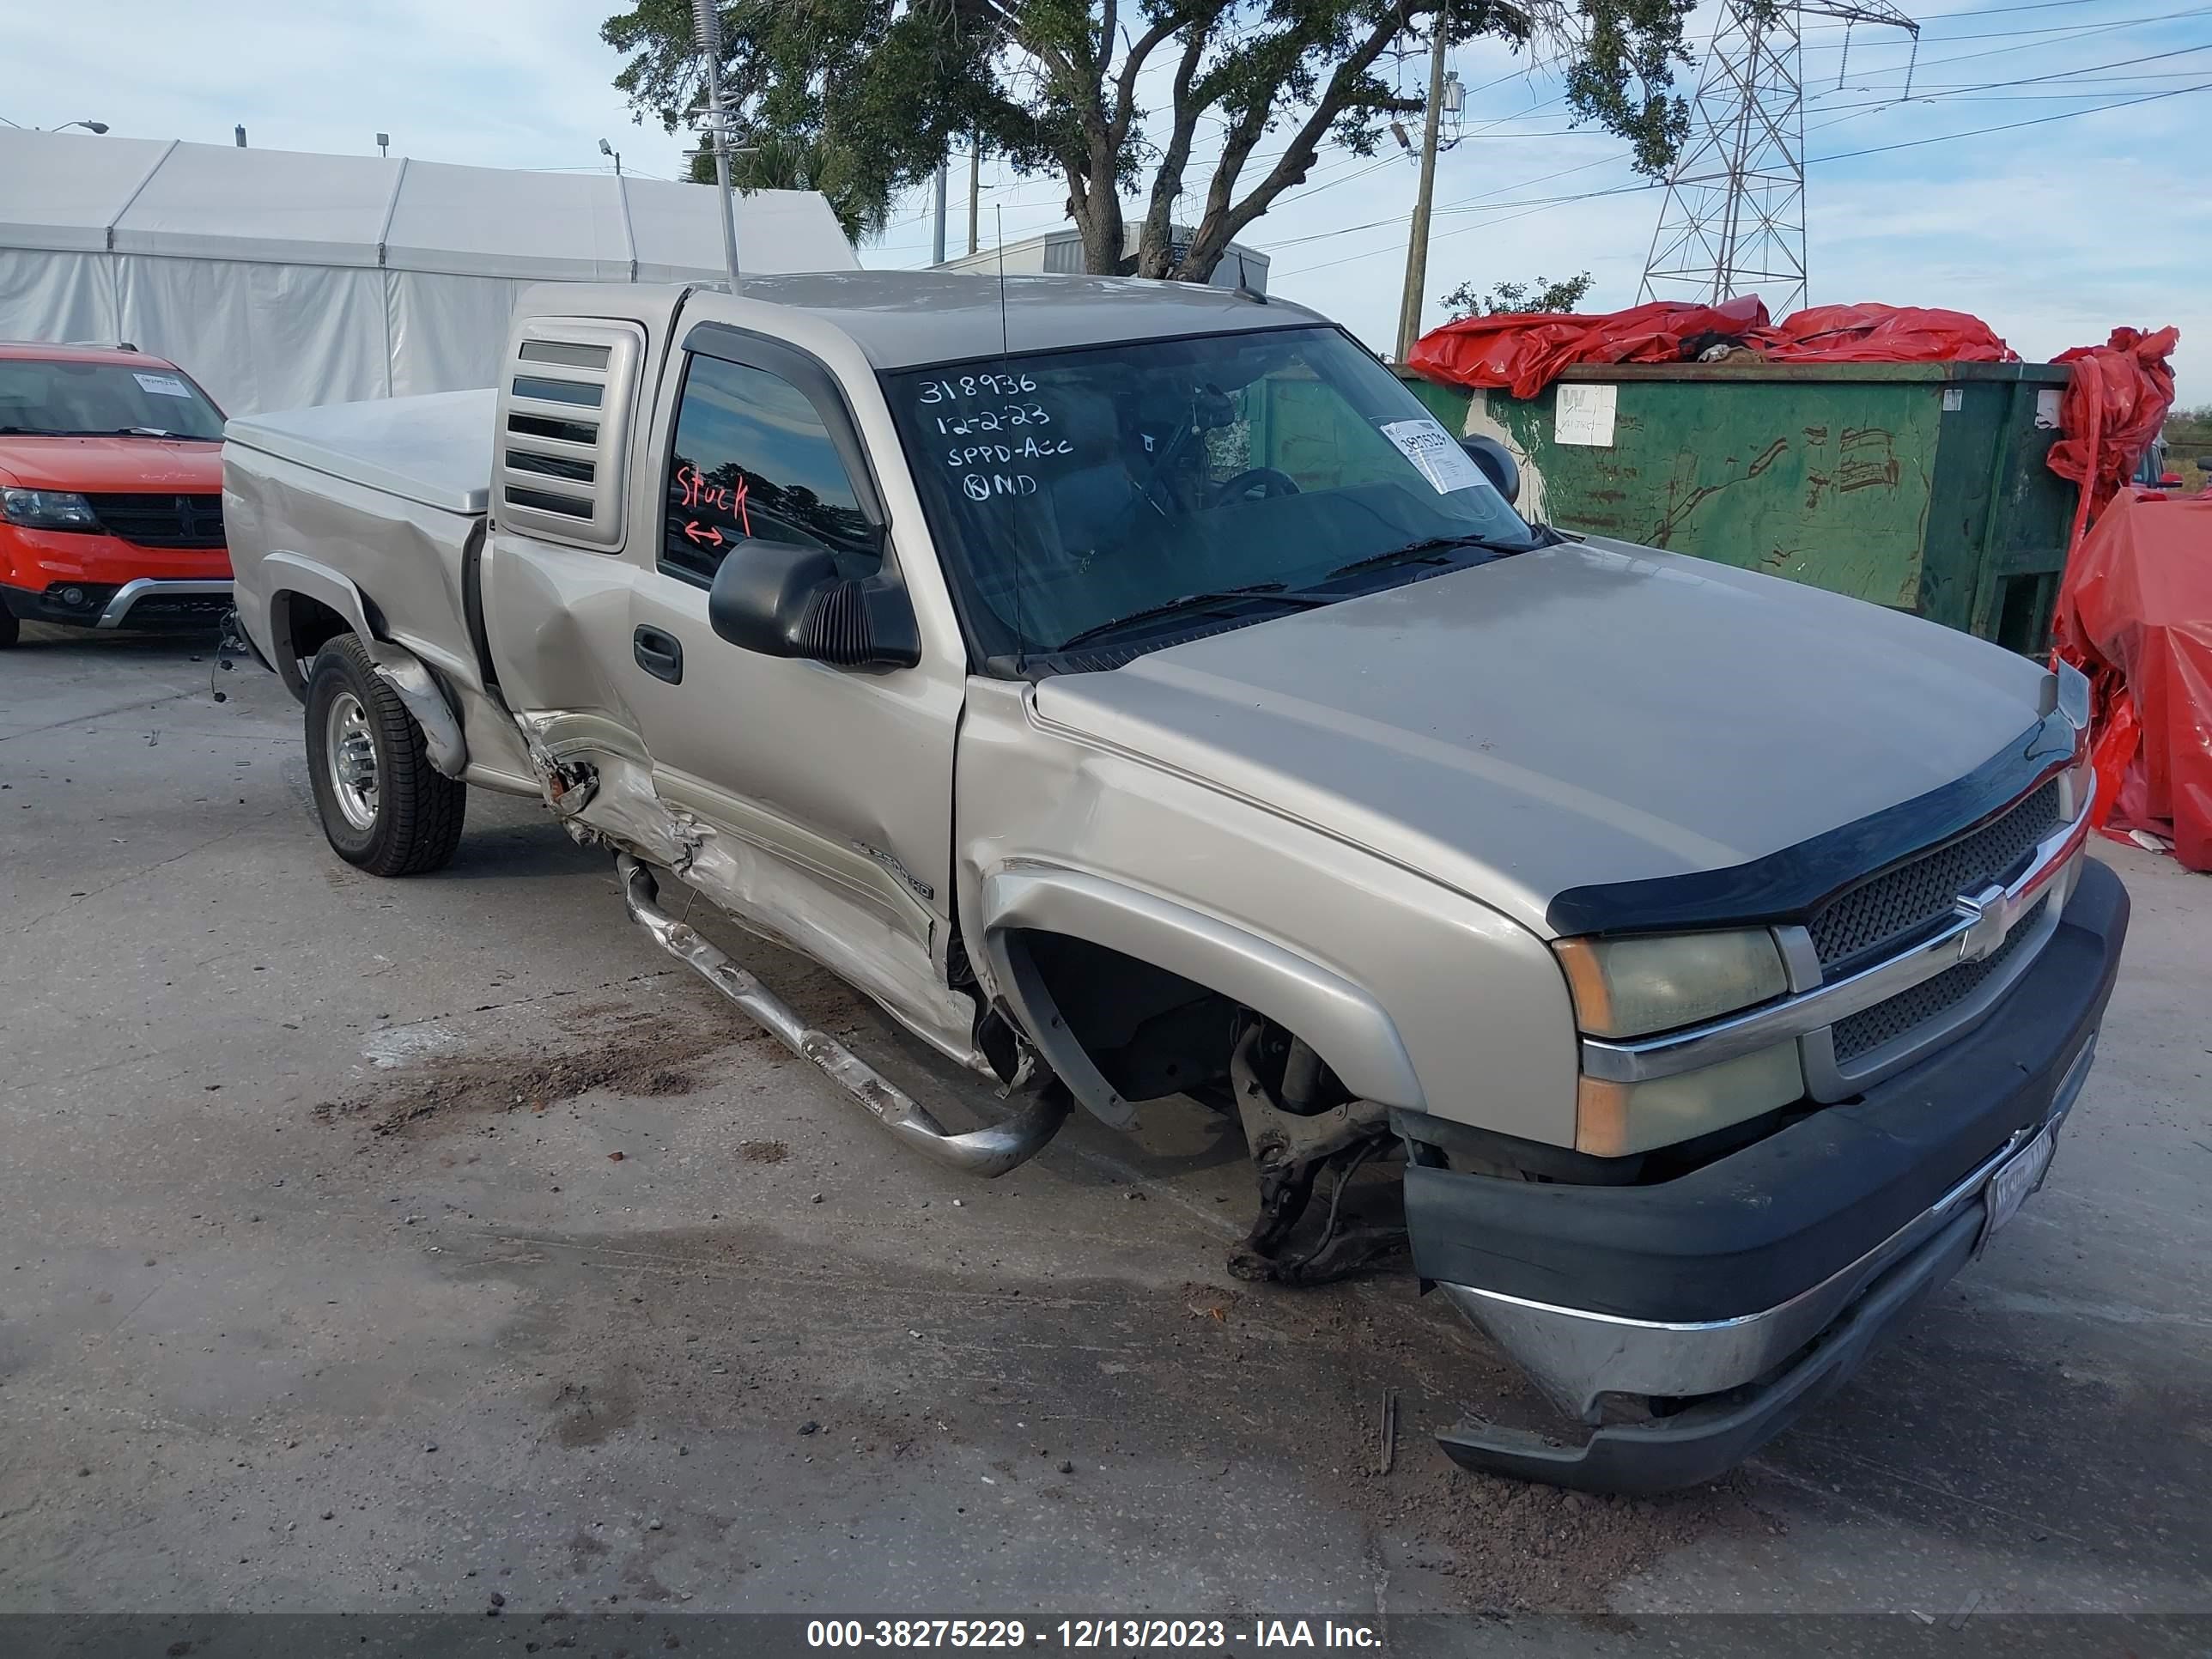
492;321;645;549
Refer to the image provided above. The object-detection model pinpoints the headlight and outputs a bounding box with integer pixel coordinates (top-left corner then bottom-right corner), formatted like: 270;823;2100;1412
1553;928;1787;1038
2;489;100;530
1577;1042;1804;1157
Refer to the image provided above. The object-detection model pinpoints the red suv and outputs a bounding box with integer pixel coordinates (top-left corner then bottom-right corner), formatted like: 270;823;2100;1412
0;342;233;646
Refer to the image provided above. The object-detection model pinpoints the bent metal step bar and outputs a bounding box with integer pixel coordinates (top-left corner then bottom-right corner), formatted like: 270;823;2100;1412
616;854;1069;1177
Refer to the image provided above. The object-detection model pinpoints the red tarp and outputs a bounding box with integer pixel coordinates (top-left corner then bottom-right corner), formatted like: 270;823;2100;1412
1405;297;2021;398
1404;295;1774;401
2045;325;2181;554
2051;484;2212;872
1769;304;2017;363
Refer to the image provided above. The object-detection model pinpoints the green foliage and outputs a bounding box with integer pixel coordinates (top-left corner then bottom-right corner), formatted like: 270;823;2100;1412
689;131;890;242
1441;270;1596;318
601;1;1694;280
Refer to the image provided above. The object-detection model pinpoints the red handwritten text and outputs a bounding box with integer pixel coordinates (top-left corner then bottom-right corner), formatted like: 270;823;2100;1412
676;463;752;538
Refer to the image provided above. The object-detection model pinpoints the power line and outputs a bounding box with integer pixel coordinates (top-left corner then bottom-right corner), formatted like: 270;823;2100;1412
1812;70;2212;154
1269;74;2211;280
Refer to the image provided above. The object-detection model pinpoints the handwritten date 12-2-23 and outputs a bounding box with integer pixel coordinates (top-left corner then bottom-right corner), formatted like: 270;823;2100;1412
926;403;1052;436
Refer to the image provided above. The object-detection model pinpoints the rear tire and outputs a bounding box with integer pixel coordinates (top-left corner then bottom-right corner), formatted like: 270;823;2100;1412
304;634;465;876
0;606;20;648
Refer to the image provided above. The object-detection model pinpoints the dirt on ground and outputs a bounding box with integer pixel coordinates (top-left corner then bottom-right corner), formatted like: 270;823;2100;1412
313;1011;759;1137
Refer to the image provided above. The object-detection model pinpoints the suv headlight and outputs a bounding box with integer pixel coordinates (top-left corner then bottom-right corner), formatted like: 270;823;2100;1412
2;489;100;531
1552;928;1787;1038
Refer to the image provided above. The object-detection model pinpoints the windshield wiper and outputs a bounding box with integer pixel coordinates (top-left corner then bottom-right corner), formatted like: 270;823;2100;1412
1326;532;1534;581
1058;581;1331;650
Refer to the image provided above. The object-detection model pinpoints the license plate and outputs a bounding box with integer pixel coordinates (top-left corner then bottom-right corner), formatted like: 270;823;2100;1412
1981;1120;2059;1248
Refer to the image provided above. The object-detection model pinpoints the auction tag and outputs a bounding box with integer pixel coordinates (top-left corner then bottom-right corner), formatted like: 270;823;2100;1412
134;372;191;398
1380;417;1491;494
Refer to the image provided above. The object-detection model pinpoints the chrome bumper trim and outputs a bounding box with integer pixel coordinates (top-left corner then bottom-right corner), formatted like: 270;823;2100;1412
94;577;234;629
1445;1035;2099;1420
1581;778;2094;1085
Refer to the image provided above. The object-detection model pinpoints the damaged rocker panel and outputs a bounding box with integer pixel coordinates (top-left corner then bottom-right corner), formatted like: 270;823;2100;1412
618;855;1068;1176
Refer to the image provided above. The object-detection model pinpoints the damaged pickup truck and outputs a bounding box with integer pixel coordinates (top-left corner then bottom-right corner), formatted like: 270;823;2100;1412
223;272;2126;1492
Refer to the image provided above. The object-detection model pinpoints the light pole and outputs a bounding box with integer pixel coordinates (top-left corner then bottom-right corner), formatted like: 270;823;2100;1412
48;119;110;134
599;137;623;178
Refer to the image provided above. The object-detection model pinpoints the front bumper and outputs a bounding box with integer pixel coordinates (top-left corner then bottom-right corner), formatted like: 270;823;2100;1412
1;577;234;631
1408;856;2129;1492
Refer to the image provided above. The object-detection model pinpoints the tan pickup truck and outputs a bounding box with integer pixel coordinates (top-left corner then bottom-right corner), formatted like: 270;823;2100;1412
222;273;2125;1492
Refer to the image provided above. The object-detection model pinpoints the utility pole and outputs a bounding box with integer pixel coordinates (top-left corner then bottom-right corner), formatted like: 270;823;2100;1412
1394;7;1449;362
691;0;743;289
967;137;981;257
932;155;949;265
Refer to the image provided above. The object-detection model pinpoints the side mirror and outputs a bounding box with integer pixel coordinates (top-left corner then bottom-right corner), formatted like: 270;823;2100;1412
1459;434;1521;505
707;539;921;669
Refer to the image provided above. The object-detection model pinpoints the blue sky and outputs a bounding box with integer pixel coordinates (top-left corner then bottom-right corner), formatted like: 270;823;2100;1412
9;0;2203;399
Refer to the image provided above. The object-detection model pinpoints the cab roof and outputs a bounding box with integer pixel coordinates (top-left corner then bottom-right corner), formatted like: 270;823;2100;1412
547;270;1328;372
0;340;182;370
734;271;1322;368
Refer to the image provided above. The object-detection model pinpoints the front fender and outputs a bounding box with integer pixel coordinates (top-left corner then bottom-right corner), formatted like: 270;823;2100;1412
981;863;1425;1127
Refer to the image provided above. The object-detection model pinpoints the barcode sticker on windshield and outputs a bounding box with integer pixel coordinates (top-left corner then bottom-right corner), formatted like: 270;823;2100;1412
133;372;191;398
1381;418;1491;495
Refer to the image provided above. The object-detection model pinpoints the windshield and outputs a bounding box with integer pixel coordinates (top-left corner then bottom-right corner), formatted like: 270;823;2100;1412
0;358;225;441
885;325;1541;669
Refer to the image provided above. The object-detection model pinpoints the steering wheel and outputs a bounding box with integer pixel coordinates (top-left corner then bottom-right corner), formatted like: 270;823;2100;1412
1208;467;1300;506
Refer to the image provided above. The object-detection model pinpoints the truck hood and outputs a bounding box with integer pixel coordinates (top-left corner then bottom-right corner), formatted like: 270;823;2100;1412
0;435;223;492
1029;537;2050;934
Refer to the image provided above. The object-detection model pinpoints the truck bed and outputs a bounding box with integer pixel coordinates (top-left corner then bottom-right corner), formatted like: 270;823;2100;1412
225;389;493;516
223;388;536;792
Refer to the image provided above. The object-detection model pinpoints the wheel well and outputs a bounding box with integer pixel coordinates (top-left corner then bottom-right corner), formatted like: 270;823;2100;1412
273;592;353;699
1015;930;1238;1104
1013;929;1358;1118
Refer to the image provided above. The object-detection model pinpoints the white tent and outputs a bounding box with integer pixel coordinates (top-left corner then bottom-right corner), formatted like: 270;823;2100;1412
0;130;857;414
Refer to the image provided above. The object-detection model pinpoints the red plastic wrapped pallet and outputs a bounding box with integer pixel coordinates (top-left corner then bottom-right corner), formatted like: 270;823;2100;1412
2049;484;2212;872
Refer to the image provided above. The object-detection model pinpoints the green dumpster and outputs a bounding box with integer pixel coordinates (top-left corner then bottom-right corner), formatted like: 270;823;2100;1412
1398;362;2077;653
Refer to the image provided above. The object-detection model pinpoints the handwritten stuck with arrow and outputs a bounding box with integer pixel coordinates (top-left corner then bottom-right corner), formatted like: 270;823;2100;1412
676;462;751;539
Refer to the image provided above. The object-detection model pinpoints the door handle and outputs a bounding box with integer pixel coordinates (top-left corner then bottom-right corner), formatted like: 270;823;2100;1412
633;625;684;684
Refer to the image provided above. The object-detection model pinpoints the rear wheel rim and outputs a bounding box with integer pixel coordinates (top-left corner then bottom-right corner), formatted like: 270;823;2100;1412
325;690;380;831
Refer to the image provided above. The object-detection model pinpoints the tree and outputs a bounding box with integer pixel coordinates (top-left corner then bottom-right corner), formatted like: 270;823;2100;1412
1441;270;1595;318
702;131;890;242
602;1;1696;283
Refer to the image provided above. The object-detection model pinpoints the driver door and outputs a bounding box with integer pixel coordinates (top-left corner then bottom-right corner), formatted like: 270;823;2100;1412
619;331;968;1038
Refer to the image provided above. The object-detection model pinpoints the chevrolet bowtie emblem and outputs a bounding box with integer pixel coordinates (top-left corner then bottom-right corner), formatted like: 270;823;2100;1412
1954;884;2013;963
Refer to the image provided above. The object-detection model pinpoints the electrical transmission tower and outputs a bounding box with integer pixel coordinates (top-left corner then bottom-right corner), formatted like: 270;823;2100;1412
1639;0;1917;315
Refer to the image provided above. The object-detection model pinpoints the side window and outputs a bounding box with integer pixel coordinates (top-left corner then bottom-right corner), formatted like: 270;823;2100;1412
660;354;882;585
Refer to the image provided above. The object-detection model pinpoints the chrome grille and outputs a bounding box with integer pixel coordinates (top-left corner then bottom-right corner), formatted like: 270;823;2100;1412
1808;780;2063;974
1831;894;2050;1065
